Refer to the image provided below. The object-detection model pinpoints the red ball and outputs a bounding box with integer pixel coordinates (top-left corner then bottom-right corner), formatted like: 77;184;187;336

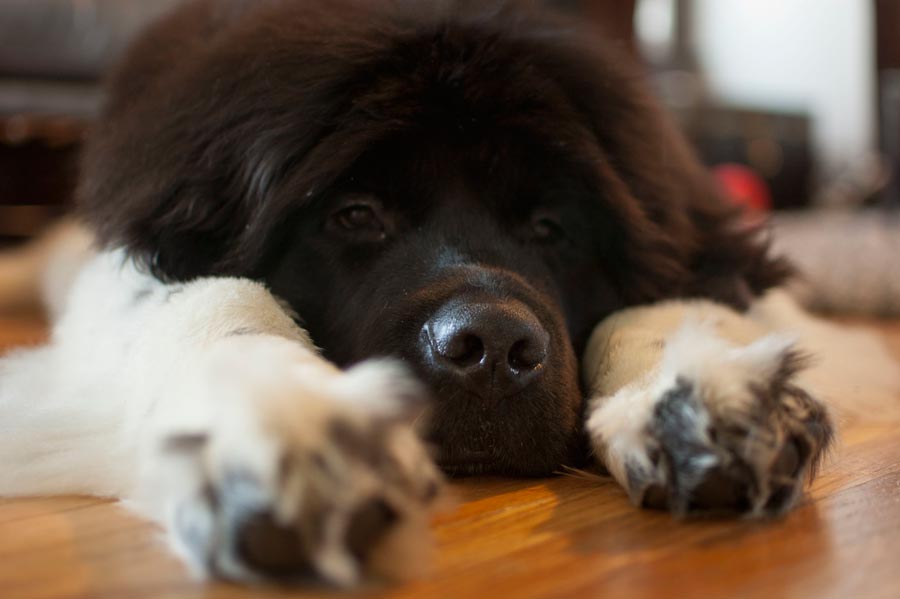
714;163;773;213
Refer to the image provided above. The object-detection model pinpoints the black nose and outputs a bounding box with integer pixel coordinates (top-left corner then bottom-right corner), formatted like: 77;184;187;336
421;300;549;398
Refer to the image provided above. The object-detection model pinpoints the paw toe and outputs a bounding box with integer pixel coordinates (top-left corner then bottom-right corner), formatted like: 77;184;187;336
639;483;669;510
686;462;753;513
345;498;398;560
648;379;823;516
228;495;406;584
771;437;802;479
236;510;312;578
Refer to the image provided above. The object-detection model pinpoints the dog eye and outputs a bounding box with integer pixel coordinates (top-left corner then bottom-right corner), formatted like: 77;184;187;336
329;197;388;240
531;211;565;243
337;205;380;230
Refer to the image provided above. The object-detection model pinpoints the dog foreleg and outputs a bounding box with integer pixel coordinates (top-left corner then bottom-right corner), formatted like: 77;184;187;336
582;299;832;515
0;250;441;585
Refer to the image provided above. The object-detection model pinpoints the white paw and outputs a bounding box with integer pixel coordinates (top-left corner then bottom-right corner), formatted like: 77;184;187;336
587;323;832;516
136;337;442;586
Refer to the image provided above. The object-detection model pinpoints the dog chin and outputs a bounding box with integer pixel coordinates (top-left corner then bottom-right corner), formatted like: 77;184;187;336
435;455;573;478
428;428;577;477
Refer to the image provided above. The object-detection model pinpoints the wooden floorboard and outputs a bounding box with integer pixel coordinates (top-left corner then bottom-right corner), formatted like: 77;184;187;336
1;315;899;599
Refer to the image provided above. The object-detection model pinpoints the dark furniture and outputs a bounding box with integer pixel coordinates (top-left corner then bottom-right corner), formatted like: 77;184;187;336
0;1;178;242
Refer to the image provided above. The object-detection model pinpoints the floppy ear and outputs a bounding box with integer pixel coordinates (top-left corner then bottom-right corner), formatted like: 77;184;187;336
75;0;382;281
75;1;246;281
532;28;791;309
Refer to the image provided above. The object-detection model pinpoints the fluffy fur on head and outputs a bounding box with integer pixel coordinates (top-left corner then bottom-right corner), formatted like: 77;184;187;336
78;0;785;300
75;0;789;474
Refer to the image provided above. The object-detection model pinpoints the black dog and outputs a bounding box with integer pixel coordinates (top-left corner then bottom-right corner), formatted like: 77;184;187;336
77;0;786;477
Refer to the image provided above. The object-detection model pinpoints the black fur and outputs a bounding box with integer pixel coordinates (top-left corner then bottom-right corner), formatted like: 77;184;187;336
77;0;789;475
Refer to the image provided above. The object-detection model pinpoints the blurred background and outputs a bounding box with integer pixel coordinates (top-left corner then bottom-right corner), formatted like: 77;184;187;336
1;0;898;312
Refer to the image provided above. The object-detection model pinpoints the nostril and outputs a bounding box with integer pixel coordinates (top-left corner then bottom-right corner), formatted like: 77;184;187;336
508;337;547;371
437;332;485;368
452;334;485;367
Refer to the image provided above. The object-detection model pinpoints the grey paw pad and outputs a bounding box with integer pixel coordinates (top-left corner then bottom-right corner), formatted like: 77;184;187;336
649;380;754;514
231;498;398;580
645;376;831;517
236;510;313;578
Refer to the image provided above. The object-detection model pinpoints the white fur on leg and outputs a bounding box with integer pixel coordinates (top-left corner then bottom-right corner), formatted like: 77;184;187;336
134;334;437;585
0;249;441;585
749;290;900;423
584;300;831;514
0;220;94;315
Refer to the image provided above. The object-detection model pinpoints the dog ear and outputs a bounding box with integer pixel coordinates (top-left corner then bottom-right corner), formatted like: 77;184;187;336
533;29;791;309
75;2;256;280
75;0;376;281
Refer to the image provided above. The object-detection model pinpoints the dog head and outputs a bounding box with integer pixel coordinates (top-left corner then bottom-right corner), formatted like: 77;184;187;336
78;0;788;475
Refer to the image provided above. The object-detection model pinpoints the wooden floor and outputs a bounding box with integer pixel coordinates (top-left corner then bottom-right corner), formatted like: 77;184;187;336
2;315;899;599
